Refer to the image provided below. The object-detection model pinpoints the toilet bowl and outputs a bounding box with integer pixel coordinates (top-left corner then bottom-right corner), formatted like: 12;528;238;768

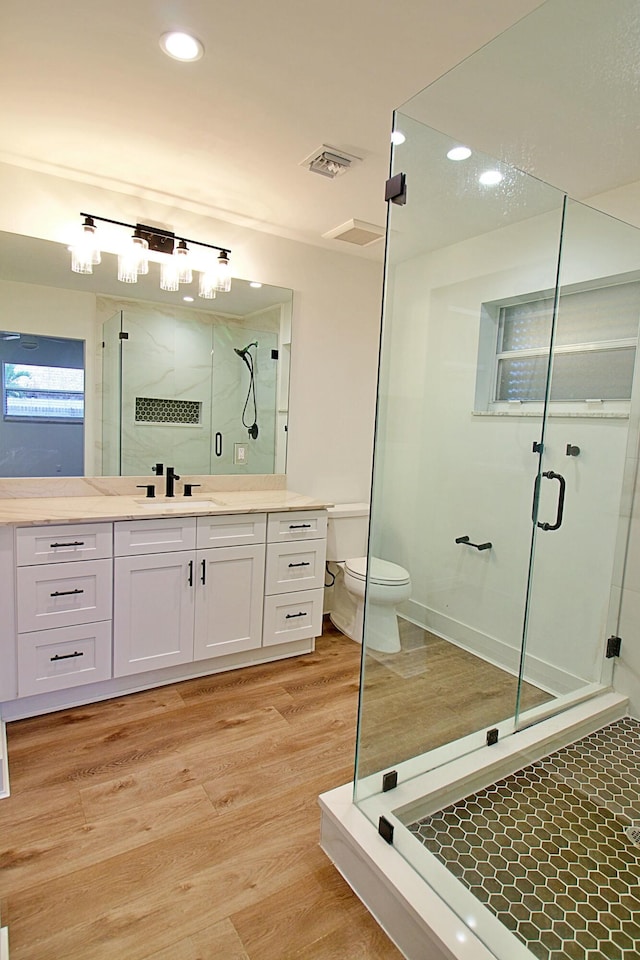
326;503;412;653
343;556;411;653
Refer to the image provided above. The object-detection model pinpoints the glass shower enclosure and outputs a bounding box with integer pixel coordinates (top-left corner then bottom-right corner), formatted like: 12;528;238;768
101;296;290;477
352;82;640;960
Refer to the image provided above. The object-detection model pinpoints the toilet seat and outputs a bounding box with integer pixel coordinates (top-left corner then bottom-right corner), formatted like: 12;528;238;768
344;556;410;586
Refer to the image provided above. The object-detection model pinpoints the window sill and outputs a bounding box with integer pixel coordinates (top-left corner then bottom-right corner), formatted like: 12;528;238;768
472;410;629;419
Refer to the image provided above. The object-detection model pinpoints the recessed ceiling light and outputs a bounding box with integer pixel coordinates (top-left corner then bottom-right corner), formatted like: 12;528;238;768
160;32;204;62
249;282;262;288
447;146;472;161
391;131;406;146
479;169;503;186
183;295;195;302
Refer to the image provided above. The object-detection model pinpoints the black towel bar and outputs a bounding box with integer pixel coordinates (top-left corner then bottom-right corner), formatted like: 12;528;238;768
455;535;492;551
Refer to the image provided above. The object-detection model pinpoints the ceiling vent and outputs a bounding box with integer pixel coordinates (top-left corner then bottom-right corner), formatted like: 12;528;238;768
322;219;385;247
301;145;361;179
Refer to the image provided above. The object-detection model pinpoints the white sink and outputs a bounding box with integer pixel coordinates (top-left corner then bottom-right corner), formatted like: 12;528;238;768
134;498;223;509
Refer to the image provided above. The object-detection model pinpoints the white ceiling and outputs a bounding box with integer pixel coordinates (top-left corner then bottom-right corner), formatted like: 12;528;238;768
0;0;547;260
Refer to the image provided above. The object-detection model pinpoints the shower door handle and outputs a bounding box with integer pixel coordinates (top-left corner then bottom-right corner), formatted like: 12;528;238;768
533;470;566;531
214;432;223;457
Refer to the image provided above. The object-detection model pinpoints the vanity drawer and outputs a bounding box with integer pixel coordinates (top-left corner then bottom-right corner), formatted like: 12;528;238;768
264;539;327;595
17;621;112;697
263;588;323;646
16;522;112;566
114;517;196;556
267;510;327;543
196;513;266;549
16;558;112;633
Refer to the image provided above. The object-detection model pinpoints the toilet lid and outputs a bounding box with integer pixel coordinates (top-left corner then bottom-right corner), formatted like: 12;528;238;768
345;556;410;585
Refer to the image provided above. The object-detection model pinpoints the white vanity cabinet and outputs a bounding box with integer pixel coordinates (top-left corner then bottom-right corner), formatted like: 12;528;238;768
113;515;266;677
14;523;113;697
263;510;327;647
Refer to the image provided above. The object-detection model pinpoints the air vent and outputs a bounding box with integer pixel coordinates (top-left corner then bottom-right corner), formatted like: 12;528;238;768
301;145;361;179
322;219;384;247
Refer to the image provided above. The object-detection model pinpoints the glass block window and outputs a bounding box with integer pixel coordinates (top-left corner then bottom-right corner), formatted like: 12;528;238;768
135;397;201;424
3;362;84;420
495;281;640;402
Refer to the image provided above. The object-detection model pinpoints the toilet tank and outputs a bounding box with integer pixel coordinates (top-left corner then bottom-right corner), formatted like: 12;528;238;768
326;503;370;561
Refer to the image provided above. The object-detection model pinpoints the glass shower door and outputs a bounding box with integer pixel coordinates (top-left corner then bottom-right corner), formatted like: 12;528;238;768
516;200;640;721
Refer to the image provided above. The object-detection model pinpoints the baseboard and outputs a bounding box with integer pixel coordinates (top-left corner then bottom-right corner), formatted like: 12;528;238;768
402;599;582;696
0;721;8;799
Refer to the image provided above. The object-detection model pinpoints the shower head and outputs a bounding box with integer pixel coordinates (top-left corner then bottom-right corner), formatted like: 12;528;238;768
234;341;258;358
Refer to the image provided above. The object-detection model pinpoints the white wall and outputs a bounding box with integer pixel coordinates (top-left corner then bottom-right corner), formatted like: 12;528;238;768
373;197;640;709
0;162;383;502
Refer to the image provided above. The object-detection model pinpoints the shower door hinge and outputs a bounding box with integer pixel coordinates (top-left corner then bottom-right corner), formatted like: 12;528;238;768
606;635;622;659
378;816;394;845
119;331;129;340
532;441;543;453
382;770;398;792
486;728;499;746
385;172;407;205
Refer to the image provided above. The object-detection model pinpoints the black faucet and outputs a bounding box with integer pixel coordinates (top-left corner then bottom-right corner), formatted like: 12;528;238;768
165;466;180;497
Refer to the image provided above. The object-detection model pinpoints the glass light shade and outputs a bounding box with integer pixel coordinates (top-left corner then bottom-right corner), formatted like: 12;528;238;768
174;241;192;284
117;252;138;283
214;251;232;292
132;234;149;275
70;219;100;273
160;258;180;292
70;246;93;274
198;269;217;300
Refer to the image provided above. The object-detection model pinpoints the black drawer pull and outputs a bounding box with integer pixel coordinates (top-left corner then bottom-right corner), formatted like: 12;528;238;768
288;561;310;568
51;651;84;661
50;541;85;548
50;588;85;597
289;523;311;529
285;611;307;619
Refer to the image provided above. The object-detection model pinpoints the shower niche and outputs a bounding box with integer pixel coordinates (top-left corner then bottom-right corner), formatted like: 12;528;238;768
101;292;291;476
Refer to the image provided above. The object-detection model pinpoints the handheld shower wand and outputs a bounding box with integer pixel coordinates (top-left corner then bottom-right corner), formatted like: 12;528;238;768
234;341;259;439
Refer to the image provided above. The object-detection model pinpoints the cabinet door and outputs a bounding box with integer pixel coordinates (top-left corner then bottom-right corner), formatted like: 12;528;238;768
114;551;195;677
194;544;266;660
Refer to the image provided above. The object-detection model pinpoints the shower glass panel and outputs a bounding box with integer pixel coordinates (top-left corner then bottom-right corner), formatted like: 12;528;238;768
101;298;288;477
101;310;123;475
354;117;568;795
516;200;640;722
119;308;215;476
352;80;640;960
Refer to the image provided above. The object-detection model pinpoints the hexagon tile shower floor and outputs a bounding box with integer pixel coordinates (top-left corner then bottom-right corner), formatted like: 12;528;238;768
408;717;640;960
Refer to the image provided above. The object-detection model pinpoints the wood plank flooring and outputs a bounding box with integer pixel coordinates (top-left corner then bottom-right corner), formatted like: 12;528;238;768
0;619;551;960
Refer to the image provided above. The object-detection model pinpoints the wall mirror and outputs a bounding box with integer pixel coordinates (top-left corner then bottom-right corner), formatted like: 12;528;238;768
0;231;292;478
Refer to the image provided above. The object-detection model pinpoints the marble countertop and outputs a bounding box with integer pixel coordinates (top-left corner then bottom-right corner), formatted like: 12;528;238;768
0;489;333;526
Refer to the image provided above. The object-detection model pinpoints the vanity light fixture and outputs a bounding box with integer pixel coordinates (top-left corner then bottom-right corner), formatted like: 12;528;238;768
159;31;204;62
69;212;232;293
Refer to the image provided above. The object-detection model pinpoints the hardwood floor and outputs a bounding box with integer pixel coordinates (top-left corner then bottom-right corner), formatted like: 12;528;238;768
0;619;551;960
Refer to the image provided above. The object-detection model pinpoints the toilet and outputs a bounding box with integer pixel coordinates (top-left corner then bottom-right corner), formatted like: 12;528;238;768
326;503;411;654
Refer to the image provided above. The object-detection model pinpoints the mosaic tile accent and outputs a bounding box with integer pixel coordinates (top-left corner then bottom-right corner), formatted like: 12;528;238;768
135;397;201;424
408;717;640;959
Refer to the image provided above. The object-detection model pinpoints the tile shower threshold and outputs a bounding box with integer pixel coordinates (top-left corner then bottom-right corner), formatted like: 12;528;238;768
319;691;629;960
